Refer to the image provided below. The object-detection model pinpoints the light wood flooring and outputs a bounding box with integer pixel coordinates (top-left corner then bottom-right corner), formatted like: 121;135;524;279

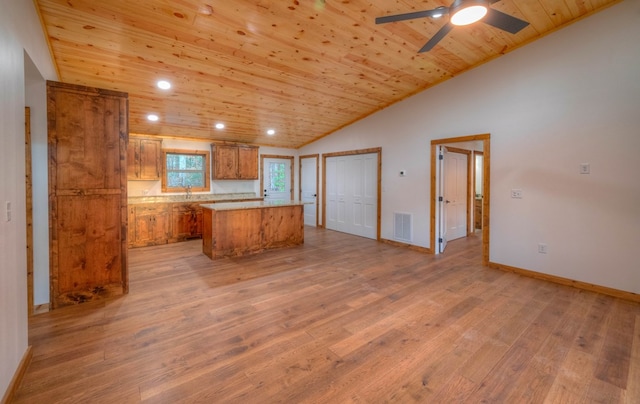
14;227;640;403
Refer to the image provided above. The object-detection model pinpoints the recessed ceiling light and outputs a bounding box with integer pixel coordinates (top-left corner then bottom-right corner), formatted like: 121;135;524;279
157;80;171;90
215;123;225;130
147;114;159;122
267;129;276;135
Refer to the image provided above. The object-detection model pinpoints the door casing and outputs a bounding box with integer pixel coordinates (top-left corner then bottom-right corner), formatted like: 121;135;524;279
431;134;490;265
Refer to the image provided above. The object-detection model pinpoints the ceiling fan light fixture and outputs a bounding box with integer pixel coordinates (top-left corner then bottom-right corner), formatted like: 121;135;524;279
450;0;488;26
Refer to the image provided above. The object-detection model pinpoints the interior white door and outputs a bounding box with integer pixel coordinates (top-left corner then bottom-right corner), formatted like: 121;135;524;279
443;149;468;241
263;157;292;201
325;153;378;239
300;156;317;226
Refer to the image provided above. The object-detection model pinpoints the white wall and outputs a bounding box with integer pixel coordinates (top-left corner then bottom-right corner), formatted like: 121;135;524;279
1;0;57;397
300;0;640;294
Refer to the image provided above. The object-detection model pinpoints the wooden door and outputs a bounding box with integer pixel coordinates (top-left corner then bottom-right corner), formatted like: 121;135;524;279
48;81;128;308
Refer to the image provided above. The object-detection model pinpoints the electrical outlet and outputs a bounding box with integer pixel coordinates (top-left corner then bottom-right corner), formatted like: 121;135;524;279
538;243;548;254
580;163;590;174
5;201;11;222
511;189;523;199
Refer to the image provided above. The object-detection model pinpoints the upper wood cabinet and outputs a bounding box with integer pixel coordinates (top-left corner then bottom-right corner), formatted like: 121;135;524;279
212;144;258;180
128;137;162;180
47;81;128;308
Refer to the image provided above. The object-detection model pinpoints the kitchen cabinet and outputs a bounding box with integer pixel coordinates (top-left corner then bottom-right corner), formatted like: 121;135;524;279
128;137;162;180
474;198;483;230
47;81;128;308
127;206;136;248
171;202;203;241
212;144;259;180
131;204;170;247
201;202;304;259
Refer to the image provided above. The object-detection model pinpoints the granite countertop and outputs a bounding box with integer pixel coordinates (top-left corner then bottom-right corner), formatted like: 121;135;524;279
128;193;261;205
201;200;307;211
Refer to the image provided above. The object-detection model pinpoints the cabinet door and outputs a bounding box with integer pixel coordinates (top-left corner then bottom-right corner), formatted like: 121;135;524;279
238;146;259;179
127;138;141;180
172;204;203;240
139;139;162;180
134;204;170;246
152;209;170;242
213;145;238;179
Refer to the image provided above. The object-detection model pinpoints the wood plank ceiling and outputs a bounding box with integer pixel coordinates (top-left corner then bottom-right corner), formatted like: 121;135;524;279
35;0;619;148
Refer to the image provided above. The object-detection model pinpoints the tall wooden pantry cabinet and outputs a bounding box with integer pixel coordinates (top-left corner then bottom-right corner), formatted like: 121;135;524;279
47;81;129;308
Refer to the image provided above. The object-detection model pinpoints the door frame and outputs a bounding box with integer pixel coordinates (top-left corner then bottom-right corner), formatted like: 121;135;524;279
431;134;490;265
260;154;294;200
299;154;319;227
322;147;382;240
25;107;34;316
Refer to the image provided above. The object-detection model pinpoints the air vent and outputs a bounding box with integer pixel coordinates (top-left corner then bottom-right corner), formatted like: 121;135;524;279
394;213;412;242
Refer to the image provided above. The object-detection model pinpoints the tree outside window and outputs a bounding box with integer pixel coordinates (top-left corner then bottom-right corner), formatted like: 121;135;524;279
161;149;210;193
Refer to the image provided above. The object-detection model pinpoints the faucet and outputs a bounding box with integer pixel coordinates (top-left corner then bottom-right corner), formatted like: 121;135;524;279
186;184;192;199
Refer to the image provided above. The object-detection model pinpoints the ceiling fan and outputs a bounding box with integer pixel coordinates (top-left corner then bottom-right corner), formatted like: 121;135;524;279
375;0;529;52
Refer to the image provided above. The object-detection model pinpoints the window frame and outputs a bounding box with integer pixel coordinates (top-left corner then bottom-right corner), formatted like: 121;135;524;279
161;148;211;193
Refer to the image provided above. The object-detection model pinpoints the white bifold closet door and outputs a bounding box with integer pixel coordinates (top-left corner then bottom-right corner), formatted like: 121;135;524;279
325;153;377;239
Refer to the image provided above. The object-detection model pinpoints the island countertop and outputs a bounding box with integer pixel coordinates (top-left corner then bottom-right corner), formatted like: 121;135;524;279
200;200;306;211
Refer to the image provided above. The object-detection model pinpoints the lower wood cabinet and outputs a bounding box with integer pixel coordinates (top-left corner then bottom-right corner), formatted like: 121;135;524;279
128;199;264;248
171;203;203;241
130;204;170;247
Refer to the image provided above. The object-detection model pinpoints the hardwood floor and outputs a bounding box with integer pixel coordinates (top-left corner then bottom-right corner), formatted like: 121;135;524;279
14;227;640;403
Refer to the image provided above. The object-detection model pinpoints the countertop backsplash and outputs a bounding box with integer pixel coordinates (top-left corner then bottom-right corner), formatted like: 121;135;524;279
128;192;260;205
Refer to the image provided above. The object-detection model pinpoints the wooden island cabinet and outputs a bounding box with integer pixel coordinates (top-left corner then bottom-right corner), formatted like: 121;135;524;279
201;201;305;259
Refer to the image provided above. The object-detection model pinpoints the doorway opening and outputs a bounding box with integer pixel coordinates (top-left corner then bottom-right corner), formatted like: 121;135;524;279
431;134;490;265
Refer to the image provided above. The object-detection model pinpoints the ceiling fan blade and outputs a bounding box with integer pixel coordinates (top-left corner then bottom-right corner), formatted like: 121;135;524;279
419;23;454;53
482;8;529;34
376;8;448;25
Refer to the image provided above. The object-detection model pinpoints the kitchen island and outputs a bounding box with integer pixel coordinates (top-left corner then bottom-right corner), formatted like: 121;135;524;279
201;200;305;259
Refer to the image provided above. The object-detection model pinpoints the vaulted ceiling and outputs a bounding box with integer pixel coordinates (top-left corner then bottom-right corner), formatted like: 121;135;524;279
35;0;619;148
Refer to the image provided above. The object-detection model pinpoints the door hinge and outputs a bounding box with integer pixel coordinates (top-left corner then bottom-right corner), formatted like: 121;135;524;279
438;196;443;202
439;154;444;160
438;238;443;243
